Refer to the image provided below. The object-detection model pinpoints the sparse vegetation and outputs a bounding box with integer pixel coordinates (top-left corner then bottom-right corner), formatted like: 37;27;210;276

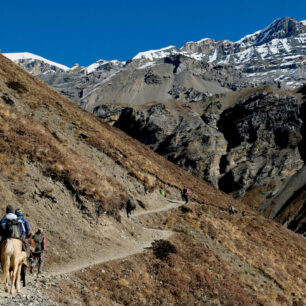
0;53;305;305
150;239;177;260
6;80;27;93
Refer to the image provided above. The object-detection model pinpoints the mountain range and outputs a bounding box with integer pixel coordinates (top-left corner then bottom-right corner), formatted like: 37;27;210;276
4;17;306;103
3;16;306;235
0;47;305;305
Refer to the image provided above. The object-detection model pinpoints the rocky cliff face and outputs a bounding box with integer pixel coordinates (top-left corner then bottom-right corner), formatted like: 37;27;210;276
260;165;306;235
95;86;305;234
258;85;306;235
216;90;303;198
95;102;227;187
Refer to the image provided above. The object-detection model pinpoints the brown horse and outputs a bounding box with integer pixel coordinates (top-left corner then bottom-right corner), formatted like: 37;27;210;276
1;238;26;294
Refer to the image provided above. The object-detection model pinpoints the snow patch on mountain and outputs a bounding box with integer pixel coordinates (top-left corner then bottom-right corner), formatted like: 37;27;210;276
133;46;178;60
4;52;70;71
86;60;107;74
137;62;156;70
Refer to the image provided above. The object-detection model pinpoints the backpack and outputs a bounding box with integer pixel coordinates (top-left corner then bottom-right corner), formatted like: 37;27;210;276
6;219;22;239
33;232;47;252
127;198;136;210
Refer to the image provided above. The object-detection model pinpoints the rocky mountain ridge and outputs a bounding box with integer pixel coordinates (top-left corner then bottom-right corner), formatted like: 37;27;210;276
3;52;70;74
4;17;306;105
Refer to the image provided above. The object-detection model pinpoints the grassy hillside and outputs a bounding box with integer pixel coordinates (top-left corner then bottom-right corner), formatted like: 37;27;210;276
0;54;305;305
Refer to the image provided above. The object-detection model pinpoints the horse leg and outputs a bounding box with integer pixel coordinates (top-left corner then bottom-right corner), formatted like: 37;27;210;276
2;258;10;292
21;264;26;287
15;263;23;293
10;261;18;294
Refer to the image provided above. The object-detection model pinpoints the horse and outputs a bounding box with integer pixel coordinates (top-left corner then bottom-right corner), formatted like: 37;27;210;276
1;238;26;294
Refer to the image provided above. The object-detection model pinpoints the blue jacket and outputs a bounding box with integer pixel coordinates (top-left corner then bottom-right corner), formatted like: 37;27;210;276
15;212;30;237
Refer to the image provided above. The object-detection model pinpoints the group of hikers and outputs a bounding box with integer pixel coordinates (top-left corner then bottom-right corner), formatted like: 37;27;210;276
128;184;247;221
181;187;247;216
0;205;46;277
160;186;191;204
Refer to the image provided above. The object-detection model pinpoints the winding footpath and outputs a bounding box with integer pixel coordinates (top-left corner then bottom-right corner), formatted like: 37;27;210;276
0;199;186;305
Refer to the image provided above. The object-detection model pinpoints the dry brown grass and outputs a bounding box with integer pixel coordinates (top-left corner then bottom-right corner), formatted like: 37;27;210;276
0;53;247;215
49;234;261;305
0;96;127;218
1;54;305;305
46;201;306;305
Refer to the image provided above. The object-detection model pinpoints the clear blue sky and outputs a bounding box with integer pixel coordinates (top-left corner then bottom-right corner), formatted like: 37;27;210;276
1;0;305;67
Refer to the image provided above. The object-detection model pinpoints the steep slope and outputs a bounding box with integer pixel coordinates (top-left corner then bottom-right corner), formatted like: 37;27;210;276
0;52;246;268
259;84;306;235
260;165;306;235
0;54;305;305
80;56;236;109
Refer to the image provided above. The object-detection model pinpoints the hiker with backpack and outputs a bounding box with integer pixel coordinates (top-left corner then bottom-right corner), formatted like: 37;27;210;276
0;205;22;239
126;196;136;218
181;186;190;204
30;228;47;276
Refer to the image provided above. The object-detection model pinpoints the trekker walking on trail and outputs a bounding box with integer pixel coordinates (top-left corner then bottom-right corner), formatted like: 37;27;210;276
181;186;190;204
30;228;47;276
15;208;31;238
228;205;236;215
126;196;136;218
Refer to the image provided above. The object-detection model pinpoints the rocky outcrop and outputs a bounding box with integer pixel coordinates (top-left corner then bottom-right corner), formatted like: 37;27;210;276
216;90;303;198
94;87;304;224
257;85;306;235
94;103;227;187
80;56;243;110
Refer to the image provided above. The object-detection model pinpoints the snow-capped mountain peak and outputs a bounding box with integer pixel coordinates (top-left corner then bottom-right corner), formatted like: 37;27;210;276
4;17;305;96
4;52;70;73
133;46;179;60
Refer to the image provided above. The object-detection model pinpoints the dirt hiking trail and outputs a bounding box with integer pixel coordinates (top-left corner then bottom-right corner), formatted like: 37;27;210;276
0;195;186;305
